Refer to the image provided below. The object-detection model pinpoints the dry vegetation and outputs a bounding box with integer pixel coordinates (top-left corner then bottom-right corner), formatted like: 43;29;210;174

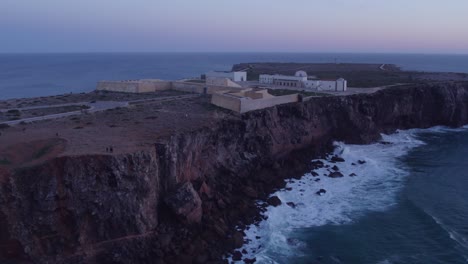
0;94;237;170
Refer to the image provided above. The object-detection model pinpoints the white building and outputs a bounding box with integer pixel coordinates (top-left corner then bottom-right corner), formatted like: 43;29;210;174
259;71;308;88
315;78;347;92
205;71;247;82
260;71;347;92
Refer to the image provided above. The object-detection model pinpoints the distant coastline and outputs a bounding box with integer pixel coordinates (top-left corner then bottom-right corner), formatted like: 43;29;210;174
1;53;468;100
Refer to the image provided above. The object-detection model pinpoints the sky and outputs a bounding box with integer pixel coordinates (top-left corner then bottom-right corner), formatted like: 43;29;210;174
1;0;468;54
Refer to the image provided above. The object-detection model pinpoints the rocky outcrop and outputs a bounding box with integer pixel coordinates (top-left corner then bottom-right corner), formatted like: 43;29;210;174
1;82;468;263
164;182;202;224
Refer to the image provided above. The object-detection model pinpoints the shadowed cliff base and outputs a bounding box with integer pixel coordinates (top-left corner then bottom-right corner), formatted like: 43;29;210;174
1;82;468;263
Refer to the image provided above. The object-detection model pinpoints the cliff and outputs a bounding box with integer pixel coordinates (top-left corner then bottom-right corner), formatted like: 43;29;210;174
1;82;468;264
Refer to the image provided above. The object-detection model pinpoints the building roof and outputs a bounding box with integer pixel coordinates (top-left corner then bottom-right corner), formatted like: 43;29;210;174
295;70;308;77
208;71;246;74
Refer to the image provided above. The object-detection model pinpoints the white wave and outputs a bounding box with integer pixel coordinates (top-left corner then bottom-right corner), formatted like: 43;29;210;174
230;129;427;263
431;215;468;251
416;125;468;134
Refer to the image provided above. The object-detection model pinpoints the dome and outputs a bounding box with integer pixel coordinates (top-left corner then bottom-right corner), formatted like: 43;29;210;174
295;71;307;77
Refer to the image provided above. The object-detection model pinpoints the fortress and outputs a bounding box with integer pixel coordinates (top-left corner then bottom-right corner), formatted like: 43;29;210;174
96;70;346;113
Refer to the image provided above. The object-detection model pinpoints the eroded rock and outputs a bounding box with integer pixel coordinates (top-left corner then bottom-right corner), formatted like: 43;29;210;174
267;196;282;207
164;182;202;224
331;156;345;162
316;189;327;196
328;171;344;178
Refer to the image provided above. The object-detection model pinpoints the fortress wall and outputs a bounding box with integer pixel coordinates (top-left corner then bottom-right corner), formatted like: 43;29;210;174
172;82;245;94
211;93;241;112
97;80;244;95
240;94;299;113
138;81;172;92
211;93;299;113
96;81;139;93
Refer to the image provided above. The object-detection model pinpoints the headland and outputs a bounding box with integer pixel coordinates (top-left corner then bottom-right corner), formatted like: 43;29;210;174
1;63;468;264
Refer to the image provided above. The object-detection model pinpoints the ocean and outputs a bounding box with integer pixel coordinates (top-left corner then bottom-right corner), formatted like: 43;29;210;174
1;53;468;100
238;127;468;264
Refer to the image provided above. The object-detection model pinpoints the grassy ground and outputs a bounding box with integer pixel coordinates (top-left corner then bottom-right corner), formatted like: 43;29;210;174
234;63;468;88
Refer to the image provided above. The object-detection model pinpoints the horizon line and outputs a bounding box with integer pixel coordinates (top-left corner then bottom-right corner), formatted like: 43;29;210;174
1;51;468;56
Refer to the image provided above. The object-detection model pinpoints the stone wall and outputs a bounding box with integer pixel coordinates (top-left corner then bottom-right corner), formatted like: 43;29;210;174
172;82;245;94
240;94;298;113
96;80;172;93
96;80;247;95
139;80;172;92
211;93;242;112
211;92;299;113
206;77;242;88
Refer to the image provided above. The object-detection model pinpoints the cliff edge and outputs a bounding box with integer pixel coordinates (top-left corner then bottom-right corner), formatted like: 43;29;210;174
1;82;468;263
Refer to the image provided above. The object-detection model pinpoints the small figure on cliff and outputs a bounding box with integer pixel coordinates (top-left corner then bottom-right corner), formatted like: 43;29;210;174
110;147;113;153
106;147;109;152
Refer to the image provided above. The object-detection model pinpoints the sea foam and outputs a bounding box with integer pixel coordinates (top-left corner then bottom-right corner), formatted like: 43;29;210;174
230;129;426;263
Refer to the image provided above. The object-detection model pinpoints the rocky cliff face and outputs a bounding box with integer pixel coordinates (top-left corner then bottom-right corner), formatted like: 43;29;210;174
1;82;468;263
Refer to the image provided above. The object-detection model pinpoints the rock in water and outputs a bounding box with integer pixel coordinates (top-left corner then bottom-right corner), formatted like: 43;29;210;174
244;258;256;264
316;189;327;195
331;156;345;162
286;202;296;208
267;196;282;207
311;171;319;177
311;160;325;169
358;160;366;164
332;165;340;171
349;173;357;177
164;182;202;224
232;251;243;261
380;141;392;145
328;171;344;178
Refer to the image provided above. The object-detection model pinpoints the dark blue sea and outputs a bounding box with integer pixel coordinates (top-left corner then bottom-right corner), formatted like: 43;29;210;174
239;127;468;264
1;53;468;100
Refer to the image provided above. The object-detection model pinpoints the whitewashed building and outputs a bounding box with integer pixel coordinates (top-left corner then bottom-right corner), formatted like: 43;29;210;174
316;78;347;92
206;71;247;82
259;71;308;88
260;71;347;92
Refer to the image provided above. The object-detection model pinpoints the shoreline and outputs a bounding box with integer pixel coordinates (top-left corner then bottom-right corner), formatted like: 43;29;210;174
237;125;468;263
232;128;423;262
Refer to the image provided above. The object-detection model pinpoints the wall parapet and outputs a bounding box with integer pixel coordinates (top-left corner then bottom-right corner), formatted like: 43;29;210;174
239;94;298;113
211;90;299;113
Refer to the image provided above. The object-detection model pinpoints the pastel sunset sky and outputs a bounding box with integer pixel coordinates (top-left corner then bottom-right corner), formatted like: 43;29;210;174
1;0;467;53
